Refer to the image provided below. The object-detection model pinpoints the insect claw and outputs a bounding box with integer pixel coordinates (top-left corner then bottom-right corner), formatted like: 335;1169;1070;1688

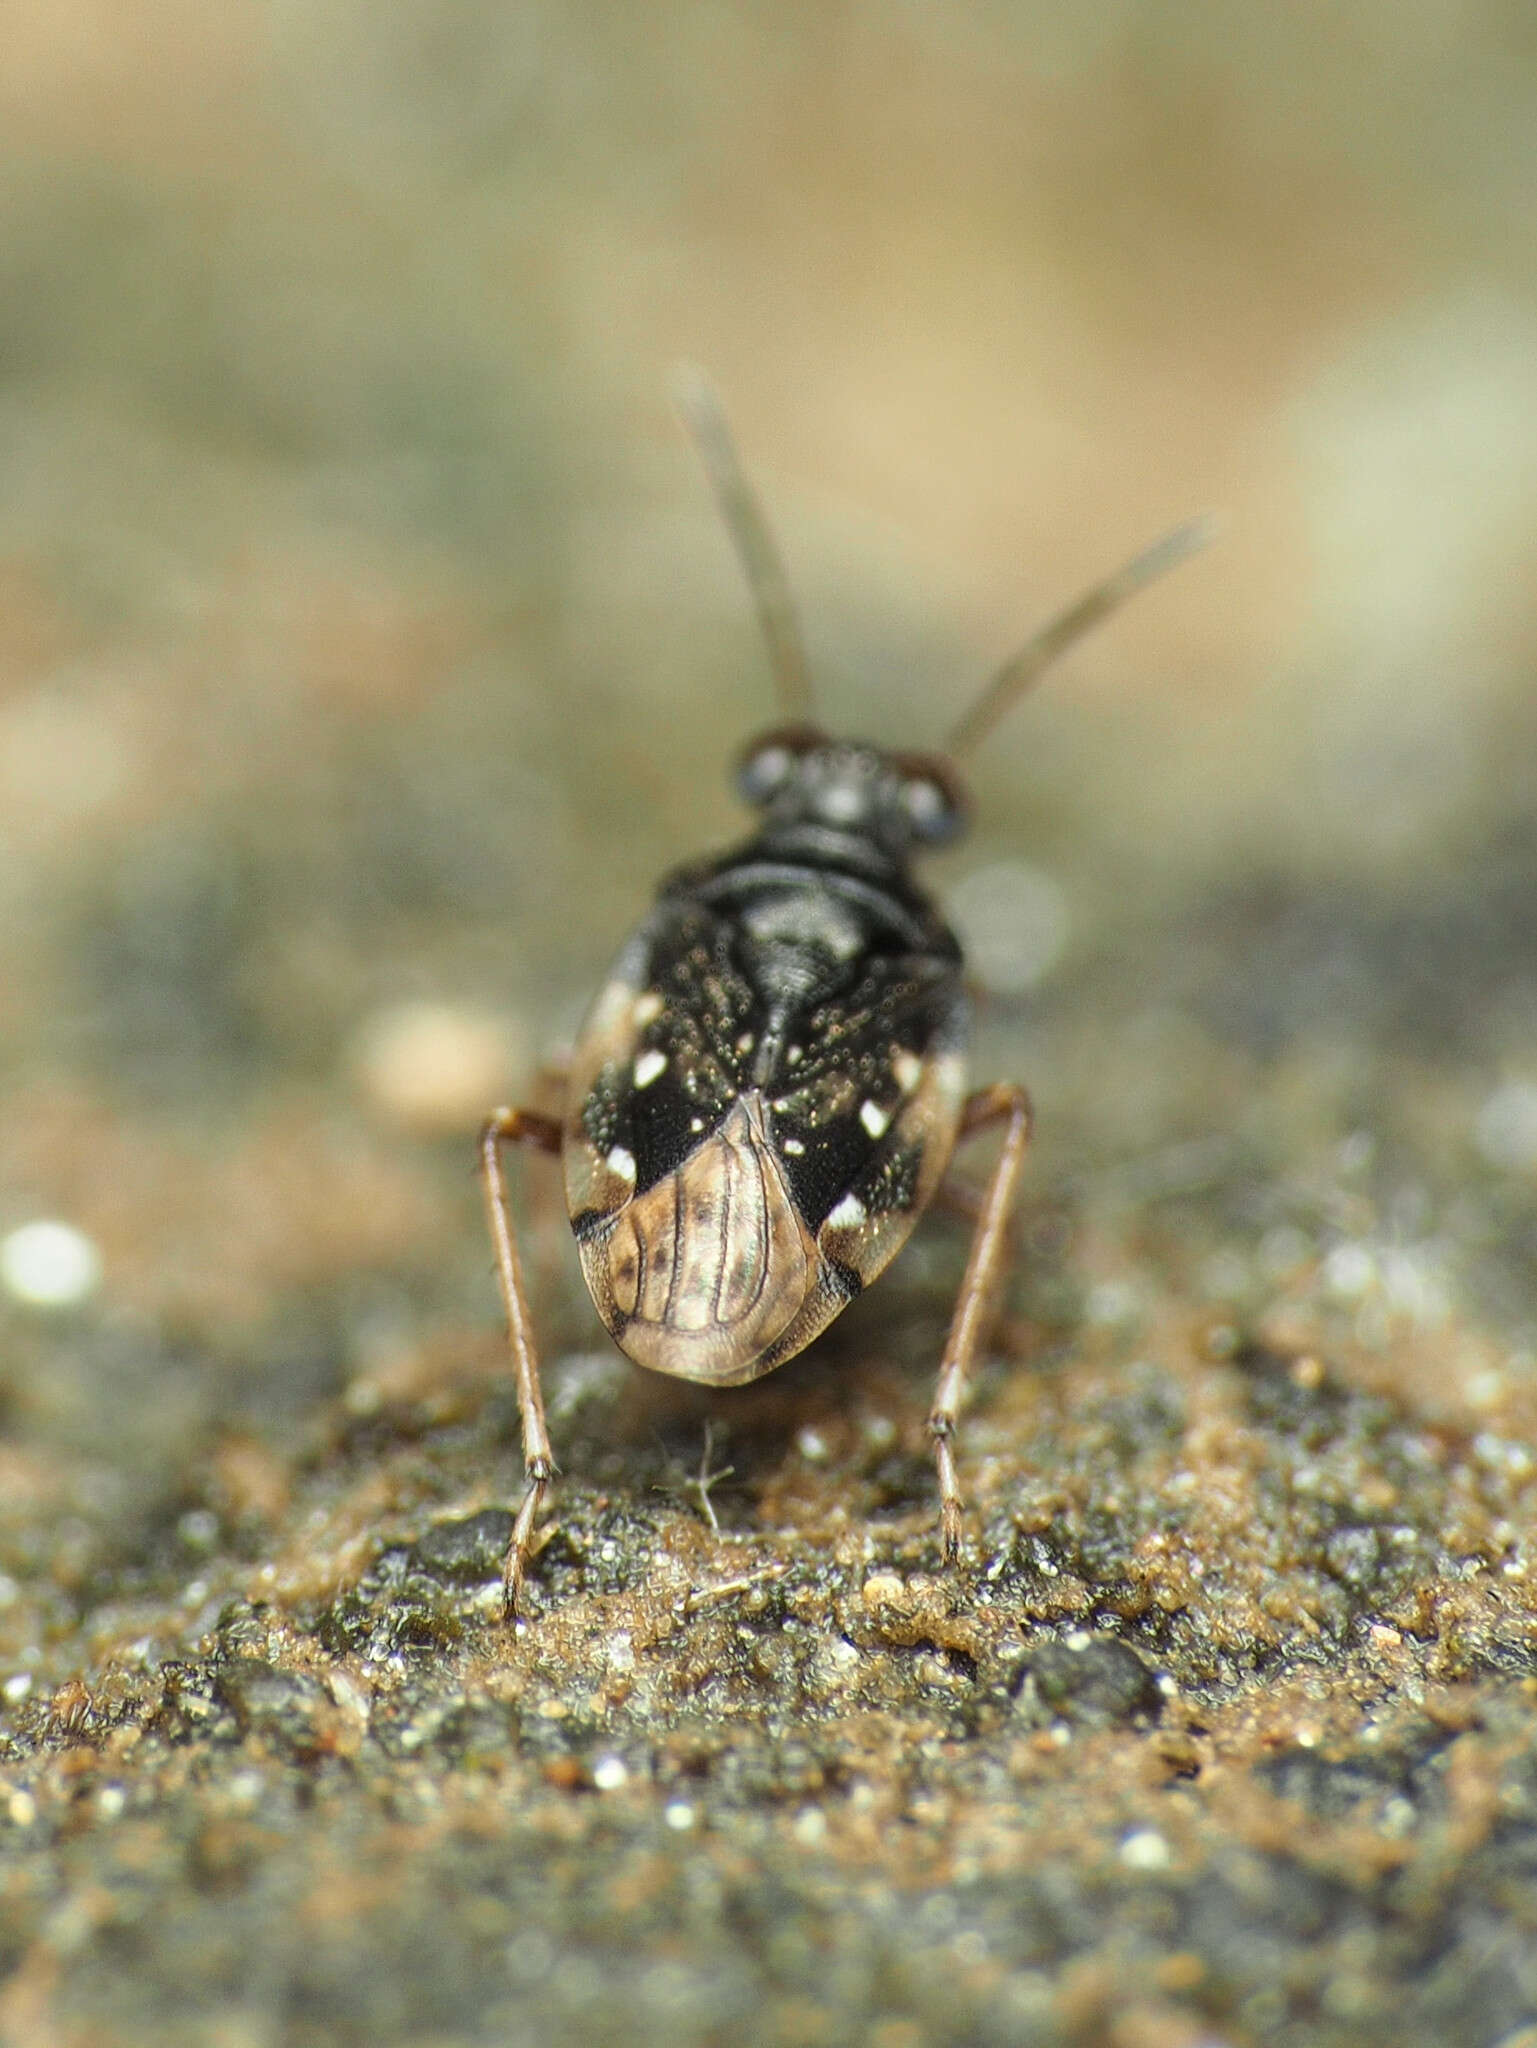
502;1469;552;1620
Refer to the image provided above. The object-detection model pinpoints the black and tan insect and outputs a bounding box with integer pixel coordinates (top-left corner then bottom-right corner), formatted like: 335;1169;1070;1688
481;373;1206;1613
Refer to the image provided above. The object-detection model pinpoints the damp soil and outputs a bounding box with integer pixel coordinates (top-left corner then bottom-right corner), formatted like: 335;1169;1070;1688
4;784;1537;2048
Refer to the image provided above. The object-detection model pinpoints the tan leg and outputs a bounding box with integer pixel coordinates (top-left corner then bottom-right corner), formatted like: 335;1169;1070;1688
479;1105;563;1617
928;1082;1034;1561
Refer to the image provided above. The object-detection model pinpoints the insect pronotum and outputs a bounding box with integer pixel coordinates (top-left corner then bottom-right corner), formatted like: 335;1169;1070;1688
482;372;1209;1613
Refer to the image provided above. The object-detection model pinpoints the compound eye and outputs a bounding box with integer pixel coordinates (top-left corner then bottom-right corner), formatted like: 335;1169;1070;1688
897;759;969;845
734;724;823;807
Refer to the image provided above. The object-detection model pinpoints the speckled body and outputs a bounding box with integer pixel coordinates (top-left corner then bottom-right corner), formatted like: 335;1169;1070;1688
479;378;1186;1611
562;748;971;1386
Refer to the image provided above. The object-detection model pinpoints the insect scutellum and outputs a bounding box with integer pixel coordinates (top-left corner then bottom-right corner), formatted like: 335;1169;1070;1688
478;372;1209;1617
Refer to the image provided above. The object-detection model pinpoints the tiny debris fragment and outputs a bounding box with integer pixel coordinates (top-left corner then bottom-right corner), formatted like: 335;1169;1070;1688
861;1573;909;1611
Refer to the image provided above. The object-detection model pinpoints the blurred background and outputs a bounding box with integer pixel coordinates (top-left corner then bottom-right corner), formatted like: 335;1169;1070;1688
1;1;1535;1521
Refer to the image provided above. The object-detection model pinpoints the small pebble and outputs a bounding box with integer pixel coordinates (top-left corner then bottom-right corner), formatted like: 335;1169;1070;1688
1119;1828;1171;1871
861;1573;908;1610
352;1000;526;1135
0;1220;102;1309
1084;1280;1141;1327
1154;1952;1206;1993
1324;1243;1376;1299
177;1509;220;1553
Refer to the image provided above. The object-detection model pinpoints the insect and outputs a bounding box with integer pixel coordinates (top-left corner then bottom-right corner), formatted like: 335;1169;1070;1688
481;372;1207;1613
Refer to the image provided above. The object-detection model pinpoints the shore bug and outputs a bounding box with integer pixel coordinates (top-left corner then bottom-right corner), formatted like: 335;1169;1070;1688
482;373;1207;1613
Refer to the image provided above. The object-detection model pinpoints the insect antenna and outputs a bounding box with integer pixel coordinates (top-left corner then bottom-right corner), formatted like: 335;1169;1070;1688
945;514;1217;760
673;364;815;723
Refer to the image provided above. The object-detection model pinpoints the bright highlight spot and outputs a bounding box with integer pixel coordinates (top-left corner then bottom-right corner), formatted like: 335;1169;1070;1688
0;1220;102;1308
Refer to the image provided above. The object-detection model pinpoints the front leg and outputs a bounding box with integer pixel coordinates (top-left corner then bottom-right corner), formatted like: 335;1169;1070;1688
479;1105;564;1616
928;1083;1034;1561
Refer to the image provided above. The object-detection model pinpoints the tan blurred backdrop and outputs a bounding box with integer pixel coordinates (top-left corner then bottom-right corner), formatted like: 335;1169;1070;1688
1;1;1534;1352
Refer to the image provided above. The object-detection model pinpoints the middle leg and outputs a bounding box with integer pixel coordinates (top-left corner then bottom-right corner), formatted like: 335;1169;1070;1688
480;1104;564;1616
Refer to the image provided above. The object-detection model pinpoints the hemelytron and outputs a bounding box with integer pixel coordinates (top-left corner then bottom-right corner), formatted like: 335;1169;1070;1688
481;371;1208;1614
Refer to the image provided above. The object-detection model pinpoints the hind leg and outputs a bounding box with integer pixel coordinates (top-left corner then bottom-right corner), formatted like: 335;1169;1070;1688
927;1083;1034;1559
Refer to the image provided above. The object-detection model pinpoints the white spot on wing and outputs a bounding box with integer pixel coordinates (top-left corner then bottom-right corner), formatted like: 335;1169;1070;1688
605;1146;636;1181
633;1048;667;1088
932;1052;967;1103
632;990;663;1026
859;1100;890;1140
826;1193;867;1229
893;1050;923;1094
587;978;637;1038
783;1138;805;1156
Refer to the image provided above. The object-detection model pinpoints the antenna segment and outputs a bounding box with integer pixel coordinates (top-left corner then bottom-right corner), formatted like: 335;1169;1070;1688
674;365;815;723
945;516;1216;759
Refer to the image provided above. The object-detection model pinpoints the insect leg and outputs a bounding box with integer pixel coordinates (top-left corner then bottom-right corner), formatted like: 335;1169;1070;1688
479;1105;564;1617
928;1082;1034;1561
